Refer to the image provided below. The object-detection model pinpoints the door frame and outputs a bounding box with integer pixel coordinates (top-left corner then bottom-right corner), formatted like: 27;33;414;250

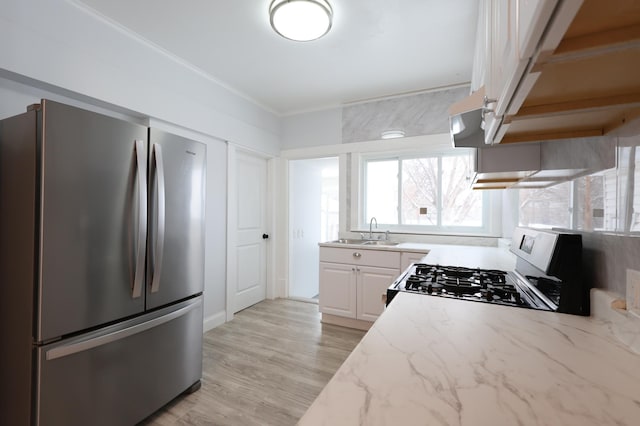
278;152;348;304
286;156;341;303
226;144;275;322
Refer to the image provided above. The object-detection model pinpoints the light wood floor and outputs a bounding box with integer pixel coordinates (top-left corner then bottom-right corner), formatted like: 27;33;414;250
140;299;366;426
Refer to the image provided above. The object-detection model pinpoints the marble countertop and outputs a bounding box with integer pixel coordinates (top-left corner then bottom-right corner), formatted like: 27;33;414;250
318;241;517;271
418;243;516;271
299;292;640;426
319;240;432;253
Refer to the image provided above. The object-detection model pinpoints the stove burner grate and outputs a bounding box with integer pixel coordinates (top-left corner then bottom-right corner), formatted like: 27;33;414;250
401;264;526;306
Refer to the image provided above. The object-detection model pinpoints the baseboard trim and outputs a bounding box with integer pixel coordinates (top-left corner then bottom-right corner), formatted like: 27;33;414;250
203;311;226;333
321;313;373;331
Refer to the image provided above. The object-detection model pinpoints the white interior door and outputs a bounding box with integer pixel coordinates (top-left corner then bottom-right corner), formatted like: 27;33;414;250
233;150;268;313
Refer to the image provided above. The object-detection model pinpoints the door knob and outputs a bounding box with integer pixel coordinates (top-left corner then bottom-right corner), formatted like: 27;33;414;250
262;234;269;239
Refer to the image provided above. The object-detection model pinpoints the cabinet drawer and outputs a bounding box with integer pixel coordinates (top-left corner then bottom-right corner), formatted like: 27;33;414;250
320;247;400;269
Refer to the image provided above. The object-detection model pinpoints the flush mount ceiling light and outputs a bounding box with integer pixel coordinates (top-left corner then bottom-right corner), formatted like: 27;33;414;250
380;130;406;140
269;0;333;42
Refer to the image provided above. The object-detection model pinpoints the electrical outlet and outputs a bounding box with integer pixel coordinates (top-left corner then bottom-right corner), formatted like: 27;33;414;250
627;269;640;318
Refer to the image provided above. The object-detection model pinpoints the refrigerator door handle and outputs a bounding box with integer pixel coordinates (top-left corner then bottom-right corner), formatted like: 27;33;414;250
150;142;166;293
45;301;200;361
132;140;147;299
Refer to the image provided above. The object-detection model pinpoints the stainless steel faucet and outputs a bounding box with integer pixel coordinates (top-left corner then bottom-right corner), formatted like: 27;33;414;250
369;217;377;240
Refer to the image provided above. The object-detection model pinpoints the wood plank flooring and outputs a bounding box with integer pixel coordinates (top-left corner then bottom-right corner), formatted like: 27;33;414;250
140;299;365;426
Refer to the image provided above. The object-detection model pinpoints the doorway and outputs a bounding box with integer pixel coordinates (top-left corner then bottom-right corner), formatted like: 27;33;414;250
289;157;339;301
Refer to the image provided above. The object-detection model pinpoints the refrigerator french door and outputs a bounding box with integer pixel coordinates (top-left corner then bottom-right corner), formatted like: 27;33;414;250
0;100;206;426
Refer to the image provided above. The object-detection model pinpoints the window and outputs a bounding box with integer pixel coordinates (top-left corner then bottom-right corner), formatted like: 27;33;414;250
519;182;572;229
518;171;614;232
361;153;488;233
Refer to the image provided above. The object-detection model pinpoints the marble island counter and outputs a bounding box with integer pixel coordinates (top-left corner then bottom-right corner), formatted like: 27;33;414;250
299;292;640;426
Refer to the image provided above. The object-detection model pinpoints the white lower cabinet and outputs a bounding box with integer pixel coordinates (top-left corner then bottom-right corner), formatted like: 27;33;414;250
318;262;357;318
319;247;401;324
356;266;400;321
319;262;398;322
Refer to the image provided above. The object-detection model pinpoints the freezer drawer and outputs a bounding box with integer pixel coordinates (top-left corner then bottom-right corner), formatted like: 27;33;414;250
36;297;203;426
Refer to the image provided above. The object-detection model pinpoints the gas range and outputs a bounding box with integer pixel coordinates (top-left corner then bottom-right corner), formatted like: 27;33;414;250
386;228;589;316
388;264;556;311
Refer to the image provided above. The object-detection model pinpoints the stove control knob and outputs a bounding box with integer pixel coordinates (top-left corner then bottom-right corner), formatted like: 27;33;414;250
480;275;489;289
515;293;522;304
485;290;493;301
427;284;433;294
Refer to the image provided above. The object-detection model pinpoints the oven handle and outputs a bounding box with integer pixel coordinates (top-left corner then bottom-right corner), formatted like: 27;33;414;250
511;270;557;311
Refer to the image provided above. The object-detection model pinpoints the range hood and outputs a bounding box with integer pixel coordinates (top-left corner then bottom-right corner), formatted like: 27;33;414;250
448;87;488;148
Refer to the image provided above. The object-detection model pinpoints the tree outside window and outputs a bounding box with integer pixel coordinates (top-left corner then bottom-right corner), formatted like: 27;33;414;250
364;154;484;230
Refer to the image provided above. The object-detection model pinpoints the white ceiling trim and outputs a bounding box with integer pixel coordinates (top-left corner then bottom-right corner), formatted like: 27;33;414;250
71;0;478;116
67;0;282;116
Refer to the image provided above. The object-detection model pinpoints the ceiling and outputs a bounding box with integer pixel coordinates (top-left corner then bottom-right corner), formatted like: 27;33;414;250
77;0;478;116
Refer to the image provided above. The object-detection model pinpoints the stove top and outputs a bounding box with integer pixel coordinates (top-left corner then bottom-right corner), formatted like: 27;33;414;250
388;263;555;311
386;228;588;316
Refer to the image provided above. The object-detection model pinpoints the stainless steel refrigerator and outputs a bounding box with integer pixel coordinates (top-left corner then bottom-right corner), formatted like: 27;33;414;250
0;99;206;425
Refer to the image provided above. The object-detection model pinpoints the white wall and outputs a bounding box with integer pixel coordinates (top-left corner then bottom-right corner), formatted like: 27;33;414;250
0;0;280;156
282;108;342;149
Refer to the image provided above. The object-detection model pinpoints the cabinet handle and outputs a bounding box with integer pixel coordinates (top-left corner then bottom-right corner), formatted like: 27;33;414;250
353;252;362;258
482;95;497;118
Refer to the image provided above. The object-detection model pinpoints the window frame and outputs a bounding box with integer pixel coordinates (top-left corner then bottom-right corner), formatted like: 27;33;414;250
352;150;499;236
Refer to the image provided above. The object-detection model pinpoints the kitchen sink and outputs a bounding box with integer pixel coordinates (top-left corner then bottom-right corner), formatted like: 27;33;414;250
329;239;367;244
327;239;399;246
362;240;399;246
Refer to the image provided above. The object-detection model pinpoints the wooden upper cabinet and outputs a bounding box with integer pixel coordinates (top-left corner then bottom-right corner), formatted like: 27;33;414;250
480;0;640;144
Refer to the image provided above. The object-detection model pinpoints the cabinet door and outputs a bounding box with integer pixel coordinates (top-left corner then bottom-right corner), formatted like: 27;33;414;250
357;266;399;322
489;0;525;116
485;0;559;143
518;0;558;60
319;262;357;318
485;0;530;143
471;0;493;91
400;252;427;271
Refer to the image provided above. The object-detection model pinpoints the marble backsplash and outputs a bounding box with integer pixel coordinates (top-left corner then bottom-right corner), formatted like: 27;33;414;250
544;124;640;300
580;231;640;297
341;86;468;143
